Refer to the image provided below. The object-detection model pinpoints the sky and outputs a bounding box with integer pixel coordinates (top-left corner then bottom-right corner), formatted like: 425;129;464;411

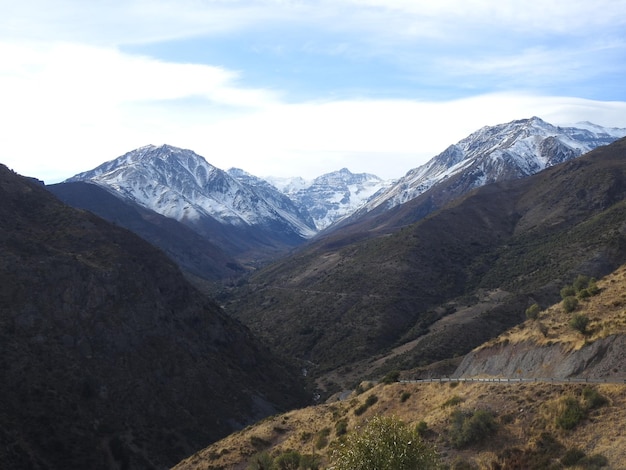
2;1;626;183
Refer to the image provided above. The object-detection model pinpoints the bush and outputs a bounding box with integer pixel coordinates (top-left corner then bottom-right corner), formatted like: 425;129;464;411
562;296;579;313
525;303;541;320
400;391;411;403
573;275;590;292
441;395;463;408
354;394;378;416
275;450;302;470
561;447;585;466
247;451;274;470
561;286;576;299
582;386;608;410
570;314;590;334
555;396;585;430
448;409;497;449
330;416;441;470
381;370;400;384
416;421;429;437
335;419;348;436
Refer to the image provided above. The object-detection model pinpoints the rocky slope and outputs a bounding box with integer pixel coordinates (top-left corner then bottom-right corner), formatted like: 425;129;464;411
0;164;307;469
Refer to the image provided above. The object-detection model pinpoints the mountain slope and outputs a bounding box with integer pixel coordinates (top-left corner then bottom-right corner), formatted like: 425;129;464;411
47;181;244;281
225;138;626;389
66;145;317;264
0;165;307;469
335;117;626;237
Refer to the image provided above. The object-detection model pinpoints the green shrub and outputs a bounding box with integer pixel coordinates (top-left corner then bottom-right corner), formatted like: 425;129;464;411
354;394;378;416
247;451;274;470
314;428;330;450
578;453;609;468
561;447;585;466
335;419;348;437
561;286;576;299
441;395;463;408
330;416;441;470
525;303;541;320
275;450;301;470
415;421;429;437
582;386;608;410
382;370;400;384
570;313;590;334
400;391;411;403
573;275;591;292
562;296;579;313
555;396;585;430
448;409;497;449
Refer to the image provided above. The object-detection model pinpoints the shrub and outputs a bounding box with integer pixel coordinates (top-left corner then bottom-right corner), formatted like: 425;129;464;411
275;450;303;470
354;394;378;416
415;421;429;437
247;451;274;470
441;395;463;408
525;303;541;320
335;419;348;437
330;416;441;470
314;428;330;450
561;286;576;299
448;409;497;449
400;391;411;403
573;275;590;292
561;447;585;466
562;296;579;313
582;386;608;410
570;313;590;335
555;396;585;430
382;370;400;384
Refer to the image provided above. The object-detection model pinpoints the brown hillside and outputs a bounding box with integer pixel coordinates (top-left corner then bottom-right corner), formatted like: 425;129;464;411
0;165;306;469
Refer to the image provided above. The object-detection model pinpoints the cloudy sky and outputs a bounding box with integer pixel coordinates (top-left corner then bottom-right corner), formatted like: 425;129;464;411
2;1;626;183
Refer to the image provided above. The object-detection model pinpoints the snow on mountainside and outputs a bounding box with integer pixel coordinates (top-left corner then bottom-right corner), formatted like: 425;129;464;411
66;145;317;239
361;117;626;214
266;169;392;230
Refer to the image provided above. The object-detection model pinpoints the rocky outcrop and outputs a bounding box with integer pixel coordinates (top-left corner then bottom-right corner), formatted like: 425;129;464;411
454;335;626;379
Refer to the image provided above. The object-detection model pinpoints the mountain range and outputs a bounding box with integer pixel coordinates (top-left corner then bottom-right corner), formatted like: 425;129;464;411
51;117;626;281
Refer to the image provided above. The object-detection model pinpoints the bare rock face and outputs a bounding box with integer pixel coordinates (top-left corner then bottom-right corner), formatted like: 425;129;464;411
454;335;626;379
0;165;306;469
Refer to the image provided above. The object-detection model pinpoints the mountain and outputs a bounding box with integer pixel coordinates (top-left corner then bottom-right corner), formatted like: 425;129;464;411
47;181;244;281
0;164;307;469
265;168;391;230
340;117;626;233
66;144;317;264
224;137;626;391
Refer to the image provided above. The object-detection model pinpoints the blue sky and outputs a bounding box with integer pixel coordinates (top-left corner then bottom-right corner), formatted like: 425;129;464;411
2;1;626;182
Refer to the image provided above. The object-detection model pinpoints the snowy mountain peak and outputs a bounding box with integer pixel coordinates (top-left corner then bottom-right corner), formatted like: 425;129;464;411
67;145;317;239
361;117;626;214
267;168;392;231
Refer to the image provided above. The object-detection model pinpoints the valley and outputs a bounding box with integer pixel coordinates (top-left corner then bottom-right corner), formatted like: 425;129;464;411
2;117;626;469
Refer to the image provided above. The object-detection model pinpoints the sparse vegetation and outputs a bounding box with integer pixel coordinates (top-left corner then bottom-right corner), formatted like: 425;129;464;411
329;416;441;470
354;394;378;416
570;313;590;335
448;409;497;449
525;302;541;320
563;295;579;313
554;396;585;430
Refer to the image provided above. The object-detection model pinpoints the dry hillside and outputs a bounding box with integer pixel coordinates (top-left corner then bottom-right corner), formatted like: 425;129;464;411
175;263;626;469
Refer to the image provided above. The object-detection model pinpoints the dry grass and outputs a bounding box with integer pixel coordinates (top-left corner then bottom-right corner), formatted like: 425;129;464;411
480;265;626;352
174;381;626;469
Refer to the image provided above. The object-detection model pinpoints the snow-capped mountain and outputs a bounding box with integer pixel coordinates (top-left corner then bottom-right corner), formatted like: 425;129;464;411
66;145;318;255
266;169;391;230
359;117;626;215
